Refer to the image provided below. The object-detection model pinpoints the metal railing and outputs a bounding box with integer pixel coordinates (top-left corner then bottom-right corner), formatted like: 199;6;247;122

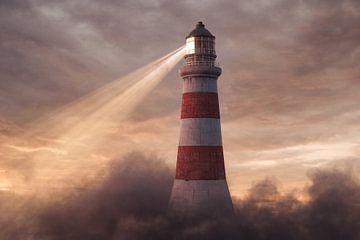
185;61;220;67
185;48;216;55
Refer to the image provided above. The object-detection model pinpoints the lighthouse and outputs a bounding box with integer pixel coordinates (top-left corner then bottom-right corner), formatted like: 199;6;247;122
169;22;233;216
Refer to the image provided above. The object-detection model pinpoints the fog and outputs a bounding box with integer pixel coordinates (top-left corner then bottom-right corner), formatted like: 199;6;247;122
1;152;359;240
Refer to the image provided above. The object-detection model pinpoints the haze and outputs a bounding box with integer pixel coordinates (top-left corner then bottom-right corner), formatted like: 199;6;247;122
0;0;359;198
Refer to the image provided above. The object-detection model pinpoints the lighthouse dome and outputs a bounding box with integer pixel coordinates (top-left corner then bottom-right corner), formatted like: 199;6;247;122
186;22;215;38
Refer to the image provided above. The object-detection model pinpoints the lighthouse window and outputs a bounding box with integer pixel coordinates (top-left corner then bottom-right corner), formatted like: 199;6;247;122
186;37;195;54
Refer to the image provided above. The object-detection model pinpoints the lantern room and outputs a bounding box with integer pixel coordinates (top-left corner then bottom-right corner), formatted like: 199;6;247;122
184;22;217;67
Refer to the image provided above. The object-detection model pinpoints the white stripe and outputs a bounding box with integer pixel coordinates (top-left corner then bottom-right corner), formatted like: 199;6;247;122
169;179;233;215
183;77;218;93
179;118;222;146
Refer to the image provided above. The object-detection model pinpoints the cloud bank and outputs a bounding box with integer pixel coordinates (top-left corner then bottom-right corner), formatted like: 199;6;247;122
1;152;359;240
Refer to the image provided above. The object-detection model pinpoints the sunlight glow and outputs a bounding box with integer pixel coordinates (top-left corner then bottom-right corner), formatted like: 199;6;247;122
2;46;185;192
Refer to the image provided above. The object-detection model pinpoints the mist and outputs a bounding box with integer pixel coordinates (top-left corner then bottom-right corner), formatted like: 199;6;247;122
1;152;359;240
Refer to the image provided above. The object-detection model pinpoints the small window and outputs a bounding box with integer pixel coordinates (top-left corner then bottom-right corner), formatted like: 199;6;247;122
186;37;195;54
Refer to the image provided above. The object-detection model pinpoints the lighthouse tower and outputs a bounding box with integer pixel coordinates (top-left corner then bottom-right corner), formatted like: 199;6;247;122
169;22;233;216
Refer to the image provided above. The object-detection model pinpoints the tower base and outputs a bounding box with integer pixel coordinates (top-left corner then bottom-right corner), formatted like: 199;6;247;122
169;179;233;216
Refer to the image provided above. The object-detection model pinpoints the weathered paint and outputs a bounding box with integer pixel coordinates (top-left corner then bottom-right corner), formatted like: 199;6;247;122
176;146;225;180
181;92;220;119
180;65;222;78
169;179;233;216
179;118;222;146
183;77;218;93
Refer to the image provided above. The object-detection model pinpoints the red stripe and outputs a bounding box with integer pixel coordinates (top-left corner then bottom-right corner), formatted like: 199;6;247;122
175;146;226;180
181;92;220;119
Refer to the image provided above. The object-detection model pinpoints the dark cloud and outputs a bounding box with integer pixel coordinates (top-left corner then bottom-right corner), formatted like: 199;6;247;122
0;152;359;240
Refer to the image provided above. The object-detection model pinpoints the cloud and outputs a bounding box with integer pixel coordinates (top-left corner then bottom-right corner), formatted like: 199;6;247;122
1;0;359;204
235;160;279;170
0;152;359;239
5;144;67;155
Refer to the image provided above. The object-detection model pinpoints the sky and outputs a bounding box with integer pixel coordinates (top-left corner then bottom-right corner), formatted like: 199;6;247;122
0;0;360;198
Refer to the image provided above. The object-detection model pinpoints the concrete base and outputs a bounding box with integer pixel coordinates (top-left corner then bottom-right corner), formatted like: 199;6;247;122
168;179;233;216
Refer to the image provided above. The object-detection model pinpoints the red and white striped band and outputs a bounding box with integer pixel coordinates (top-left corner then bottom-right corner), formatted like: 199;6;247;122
176;146;226;180
181;92;220;119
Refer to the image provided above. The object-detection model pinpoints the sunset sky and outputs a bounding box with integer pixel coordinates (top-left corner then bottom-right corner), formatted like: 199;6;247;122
0;0;359;198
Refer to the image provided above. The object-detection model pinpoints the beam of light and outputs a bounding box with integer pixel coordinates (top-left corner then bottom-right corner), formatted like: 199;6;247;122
2;45;185;192
26;46;185;136
50;45;185;157
29;45;184;140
